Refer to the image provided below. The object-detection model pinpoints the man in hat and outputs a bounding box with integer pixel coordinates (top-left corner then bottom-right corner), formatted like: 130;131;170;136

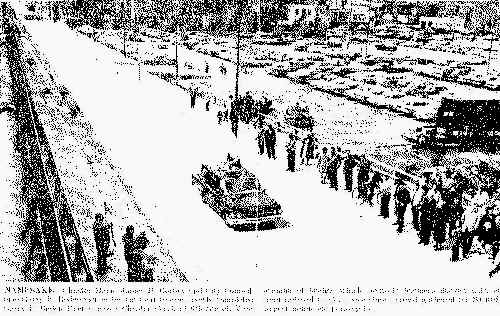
317;147;329;184
489;215;500;277
343;152;357;192
299;133;314;165
190;87;197;109
378;176;392;219
229;95;239;137
217;110;223;125
419;184;438;245
357;156;371;203
122;225;135;281
286;133;297;172
243;91;254;123
367;171;384;206
411;181;429;232
256;123;266;155
264;124;276;159
128;232;152;282
394;177;412;233
327;148;342;190
93;212;113;275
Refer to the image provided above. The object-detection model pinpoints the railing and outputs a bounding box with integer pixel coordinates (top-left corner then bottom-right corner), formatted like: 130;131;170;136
2;3;93;282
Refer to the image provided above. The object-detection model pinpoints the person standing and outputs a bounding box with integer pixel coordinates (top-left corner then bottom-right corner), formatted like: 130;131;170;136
257;124;266;155
411;182;429;232
477;212;497;259
265;124;276;159
128;232;152;282
327;148;342;190
317;147;329;184
190;88;197;109
343;153;357;192
93;213;113;275
431;182;447;250
122;225;135;281
223;99;229;121
300;133;316;165
394;178;412;234
489;216;500;277
357;156;371;203
255;98;263;122
286;133;297;172
229;95;239;137
378;176;392;219
367;171;383;206
419;185;437;245
242;92;254;124
217;110;223;125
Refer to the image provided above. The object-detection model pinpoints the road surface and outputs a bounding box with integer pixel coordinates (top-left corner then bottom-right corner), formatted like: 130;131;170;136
25;21;497;290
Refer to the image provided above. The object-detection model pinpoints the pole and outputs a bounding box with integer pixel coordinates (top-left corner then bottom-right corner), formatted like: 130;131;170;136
122;1;126;58
235;1;241;100
176;24;179;80
175;0;180;81
365;22;368;57
258;0;262;32
487;33;494;76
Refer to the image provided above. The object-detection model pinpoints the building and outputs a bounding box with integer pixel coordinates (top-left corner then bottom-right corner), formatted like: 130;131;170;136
328;0;349;24
284;3;317;25
390;0;500;34
327;0;375;28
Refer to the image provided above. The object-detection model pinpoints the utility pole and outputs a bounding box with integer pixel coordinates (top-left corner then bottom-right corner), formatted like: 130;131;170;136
175;0;181;81
176;23;179;80
235;0;242;101
487;33;494;76
131;0;135;25
122;1;126;58
258;0;262;32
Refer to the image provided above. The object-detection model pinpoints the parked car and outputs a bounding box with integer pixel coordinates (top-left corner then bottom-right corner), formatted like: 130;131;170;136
375;43;397;52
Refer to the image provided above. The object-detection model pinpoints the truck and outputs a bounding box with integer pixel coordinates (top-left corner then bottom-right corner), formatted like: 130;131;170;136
404;98;500;151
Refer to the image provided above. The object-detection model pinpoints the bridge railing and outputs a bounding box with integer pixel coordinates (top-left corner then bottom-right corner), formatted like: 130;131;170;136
2;3;93;282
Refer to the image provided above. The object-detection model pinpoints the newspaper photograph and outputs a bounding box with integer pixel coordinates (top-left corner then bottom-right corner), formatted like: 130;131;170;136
0;0;500;314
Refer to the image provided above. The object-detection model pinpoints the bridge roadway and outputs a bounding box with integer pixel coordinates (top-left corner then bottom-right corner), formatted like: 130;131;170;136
25;21;498;303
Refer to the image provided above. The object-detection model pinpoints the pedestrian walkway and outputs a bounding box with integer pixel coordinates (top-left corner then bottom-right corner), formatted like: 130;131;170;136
0;112;25;281
0;39;25;281
25;21;186;282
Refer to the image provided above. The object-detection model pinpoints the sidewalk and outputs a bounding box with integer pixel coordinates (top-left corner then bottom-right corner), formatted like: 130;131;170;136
0;40;26;282
24;22;186;282
0;112;25;282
